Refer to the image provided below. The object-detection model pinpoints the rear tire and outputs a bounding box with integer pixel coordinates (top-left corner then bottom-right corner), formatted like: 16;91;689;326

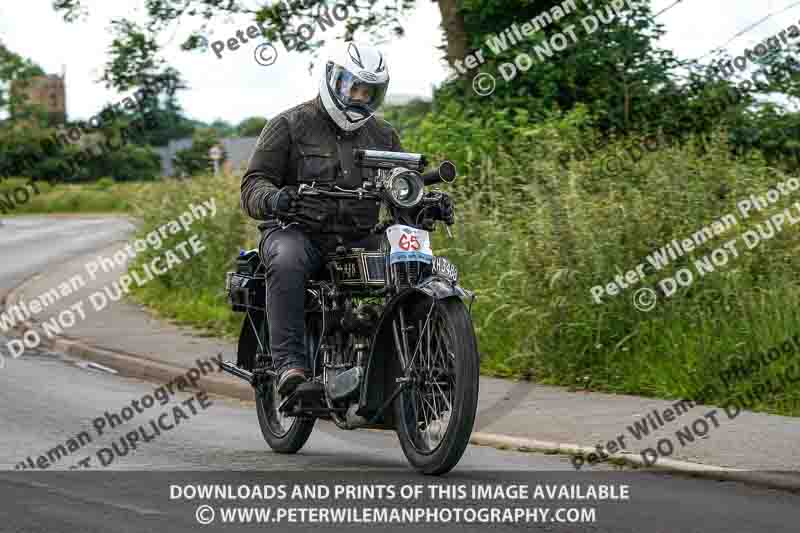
256;381;316;454
393;297;479;475
247;312;317;454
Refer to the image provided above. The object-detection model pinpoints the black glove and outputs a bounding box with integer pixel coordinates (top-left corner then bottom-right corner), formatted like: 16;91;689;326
268;186;298;216
291;194;331;231
424;192;455;225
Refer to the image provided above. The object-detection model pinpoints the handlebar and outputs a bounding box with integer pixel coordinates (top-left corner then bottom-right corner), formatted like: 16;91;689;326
421;161;457;185
297;153;457;200
296;184;379;200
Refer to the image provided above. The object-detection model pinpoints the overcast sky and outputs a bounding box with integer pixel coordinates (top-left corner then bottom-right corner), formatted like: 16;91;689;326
1;0;799;124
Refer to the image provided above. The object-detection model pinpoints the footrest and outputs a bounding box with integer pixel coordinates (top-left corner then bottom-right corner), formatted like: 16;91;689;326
294;381;324;397
278;381;325;414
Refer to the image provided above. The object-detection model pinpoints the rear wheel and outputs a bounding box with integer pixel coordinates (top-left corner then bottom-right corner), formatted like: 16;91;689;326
256;381;315;454
393;297;479;475
252;313;317;454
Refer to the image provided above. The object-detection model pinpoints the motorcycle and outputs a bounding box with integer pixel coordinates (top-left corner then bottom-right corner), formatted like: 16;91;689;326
221;149;479;475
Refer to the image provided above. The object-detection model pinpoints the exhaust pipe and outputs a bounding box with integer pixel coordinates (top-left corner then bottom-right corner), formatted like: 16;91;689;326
219;360;253;385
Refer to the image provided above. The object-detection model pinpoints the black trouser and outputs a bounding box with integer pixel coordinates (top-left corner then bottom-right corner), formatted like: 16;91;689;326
259;224;379;375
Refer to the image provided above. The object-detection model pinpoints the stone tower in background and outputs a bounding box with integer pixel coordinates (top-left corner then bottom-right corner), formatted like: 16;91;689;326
10;72;67;125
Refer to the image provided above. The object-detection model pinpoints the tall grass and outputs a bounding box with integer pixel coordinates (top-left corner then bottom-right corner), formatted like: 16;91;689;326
422;116;800;415
125;173;257;339
5;179;138;214
120;107;800;416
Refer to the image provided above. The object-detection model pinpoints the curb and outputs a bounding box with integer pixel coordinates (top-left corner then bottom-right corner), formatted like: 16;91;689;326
468;433;800;492
1;272;253;402
3;272;799;492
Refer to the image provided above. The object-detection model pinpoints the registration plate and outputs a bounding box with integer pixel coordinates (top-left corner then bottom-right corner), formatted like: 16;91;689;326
432;256;458;283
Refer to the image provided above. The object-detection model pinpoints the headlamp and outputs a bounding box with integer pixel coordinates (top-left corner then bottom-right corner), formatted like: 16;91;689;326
384;167;424;208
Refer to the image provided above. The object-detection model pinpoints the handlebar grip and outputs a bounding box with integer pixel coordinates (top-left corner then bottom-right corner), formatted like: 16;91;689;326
421;161;457;185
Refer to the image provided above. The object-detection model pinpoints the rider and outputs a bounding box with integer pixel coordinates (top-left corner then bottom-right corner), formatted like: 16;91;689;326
241;41;455;398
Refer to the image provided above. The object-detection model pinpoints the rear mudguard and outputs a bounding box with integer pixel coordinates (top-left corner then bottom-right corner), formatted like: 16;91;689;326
356;276;474;423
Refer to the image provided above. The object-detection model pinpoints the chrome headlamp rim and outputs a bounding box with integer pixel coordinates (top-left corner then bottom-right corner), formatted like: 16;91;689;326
385;167;424;208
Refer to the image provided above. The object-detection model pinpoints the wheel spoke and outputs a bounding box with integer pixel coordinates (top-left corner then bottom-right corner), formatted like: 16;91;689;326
399;308;412;369
426;315;433;379
404;302;436;373
433;379;452;413
430;378;440;421
417;320;431;376
414;387;430;436
392;318;407;368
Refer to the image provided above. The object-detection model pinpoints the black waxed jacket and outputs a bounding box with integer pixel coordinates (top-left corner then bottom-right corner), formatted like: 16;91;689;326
241;96;406;236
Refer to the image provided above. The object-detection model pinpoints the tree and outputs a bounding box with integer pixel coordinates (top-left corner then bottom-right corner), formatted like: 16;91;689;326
52;0;468;71
238;116;268;137
75;18;193;148
209;119;236;138
50;0;800;168
0;41;47;122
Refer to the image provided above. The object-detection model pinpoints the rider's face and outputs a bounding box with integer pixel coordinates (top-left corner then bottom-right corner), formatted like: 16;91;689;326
349;84;370;104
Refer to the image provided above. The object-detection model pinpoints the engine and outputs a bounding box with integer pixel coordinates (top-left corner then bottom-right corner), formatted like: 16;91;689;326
323;301;381;402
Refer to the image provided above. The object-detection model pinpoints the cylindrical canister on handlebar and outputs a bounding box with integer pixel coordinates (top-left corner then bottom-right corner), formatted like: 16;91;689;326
353;149;427;172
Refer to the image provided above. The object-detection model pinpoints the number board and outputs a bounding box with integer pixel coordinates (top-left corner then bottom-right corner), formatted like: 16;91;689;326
386;225;433;264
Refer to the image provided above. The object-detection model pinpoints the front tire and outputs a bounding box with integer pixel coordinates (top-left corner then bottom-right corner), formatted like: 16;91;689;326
393;297;479;475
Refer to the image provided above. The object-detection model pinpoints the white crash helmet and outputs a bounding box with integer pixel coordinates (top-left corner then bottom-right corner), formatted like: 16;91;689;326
319;41;389;132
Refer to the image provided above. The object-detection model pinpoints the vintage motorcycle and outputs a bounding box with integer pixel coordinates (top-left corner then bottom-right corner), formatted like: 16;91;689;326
222;149;479;475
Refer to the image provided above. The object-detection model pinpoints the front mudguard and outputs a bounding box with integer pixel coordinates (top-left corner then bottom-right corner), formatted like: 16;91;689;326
356;276;474;423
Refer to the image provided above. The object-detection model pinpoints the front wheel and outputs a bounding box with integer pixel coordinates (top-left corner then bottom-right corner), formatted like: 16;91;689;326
393;297;479;475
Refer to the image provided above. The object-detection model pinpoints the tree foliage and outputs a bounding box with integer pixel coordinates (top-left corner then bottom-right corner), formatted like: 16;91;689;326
237;116;268;137
45;0;800;170
172;127;224;176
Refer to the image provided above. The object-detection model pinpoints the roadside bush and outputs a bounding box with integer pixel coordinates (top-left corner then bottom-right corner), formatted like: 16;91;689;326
93;177;116;190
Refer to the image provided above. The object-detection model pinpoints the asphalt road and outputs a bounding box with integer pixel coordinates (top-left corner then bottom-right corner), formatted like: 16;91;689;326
1;215;799;532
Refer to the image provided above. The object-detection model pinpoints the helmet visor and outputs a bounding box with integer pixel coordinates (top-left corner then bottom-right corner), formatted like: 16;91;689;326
329;64;388;115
